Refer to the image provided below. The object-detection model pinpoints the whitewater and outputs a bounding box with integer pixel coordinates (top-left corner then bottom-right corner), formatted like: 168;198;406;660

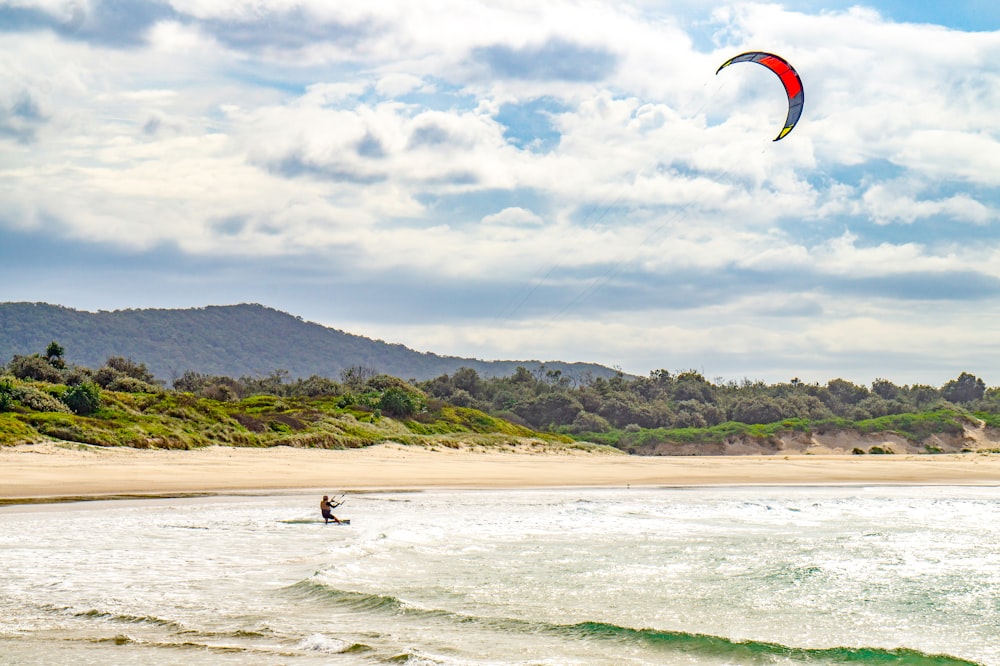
1;486;998;665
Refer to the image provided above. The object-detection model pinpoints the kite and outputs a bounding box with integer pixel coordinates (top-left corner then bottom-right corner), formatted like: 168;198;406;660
716;51;804;141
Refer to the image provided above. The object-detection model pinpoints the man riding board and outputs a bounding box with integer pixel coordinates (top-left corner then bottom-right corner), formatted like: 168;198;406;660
320;495;343;524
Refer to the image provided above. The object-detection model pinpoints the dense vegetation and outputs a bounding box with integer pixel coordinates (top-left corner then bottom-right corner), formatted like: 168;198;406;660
416;366;998;453
0;344;582;451
0;302;619;382
2;340;998;455
416;366;993;428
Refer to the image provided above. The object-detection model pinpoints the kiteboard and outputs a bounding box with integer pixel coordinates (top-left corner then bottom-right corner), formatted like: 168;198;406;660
326;519;350;525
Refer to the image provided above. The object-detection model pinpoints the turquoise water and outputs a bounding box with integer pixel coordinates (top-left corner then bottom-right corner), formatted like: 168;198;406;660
1;486;998;664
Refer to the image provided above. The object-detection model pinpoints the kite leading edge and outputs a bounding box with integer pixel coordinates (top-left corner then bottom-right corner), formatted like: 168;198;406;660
716;51;804;141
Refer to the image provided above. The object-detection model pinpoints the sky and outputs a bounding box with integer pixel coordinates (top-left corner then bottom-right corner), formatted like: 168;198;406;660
3;0;1000;387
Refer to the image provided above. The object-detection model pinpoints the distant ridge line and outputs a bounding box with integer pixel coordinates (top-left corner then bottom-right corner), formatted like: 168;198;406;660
0;302;623;383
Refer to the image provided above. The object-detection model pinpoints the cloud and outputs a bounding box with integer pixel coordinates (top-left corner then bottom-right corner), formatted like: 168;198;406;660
471;38;619;82
3;1;1000;384
375;73;427;98
862;180;995;225
196;6;376;54
0;91;46;142
482;207;545;227
0;0;176;47
270;152;389;185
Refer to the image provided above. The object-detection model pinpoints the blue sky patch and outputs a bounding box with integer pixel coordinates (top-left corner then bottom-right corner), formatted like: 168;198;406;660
495;98;566;152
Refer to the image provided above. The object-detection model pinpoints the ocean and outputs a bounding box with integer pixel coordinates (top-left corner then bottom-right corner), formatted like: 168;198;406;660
1;486;998;665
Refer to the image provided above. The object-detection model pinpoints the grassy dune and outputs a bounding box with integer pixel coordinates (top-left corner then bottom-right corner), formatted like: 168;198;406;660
0;378;588;452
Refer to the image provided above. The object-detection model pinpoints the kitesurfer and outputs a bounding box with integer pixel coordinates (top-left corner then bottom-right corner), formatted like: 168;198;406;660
321;495;343;524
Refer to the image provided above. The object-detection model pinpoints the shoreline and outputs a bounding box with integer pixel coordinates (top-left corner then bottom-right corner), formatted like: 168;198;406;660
3;442;1000;505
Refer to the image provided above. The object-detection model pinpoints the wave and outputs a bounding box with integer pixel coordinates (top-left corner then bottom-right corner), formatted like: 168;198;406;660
61;604;374;659
285;580;413;614
75;608;282;643
562;622;983;665
87;633;301;657
83;632;374;659
74;608;188;632
283;579;984;665
180;627;275;639
297;632;373;655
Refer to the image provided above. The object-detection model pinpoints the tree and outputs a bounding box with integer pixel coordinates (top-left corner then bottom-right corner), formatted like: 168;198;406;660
783;394;834;420
366;374;413;392
241;369;290;396
172;371;242;399
341;365;377;392
287;375;341;398
729;396;783;425
96;357;159;390
567;411;611;434
545;368;572;388
447;388;474;407
871;378;900;401
905;384;941;408
511;366;535;385
827;378;869;406
104;356;156;383
515;393;584;428
173;370;211;393
452;367;480;394
596;394;658;428
671;371;717;403
674;399;725;428
941;372;986;404
46;341;66;369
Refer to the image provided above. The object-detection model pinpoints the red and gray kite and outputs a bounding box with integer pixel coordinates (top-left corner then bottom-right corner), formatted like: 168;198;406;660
716;51;804;141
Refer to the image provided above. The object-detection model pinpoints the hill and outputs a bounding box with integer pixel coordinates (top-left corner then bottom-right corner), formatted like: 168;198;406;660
0;302;621;383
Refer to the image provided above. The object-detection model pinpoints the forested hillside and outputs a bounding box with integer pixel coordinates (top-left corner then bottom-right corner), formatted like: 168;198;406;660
0;302;619;383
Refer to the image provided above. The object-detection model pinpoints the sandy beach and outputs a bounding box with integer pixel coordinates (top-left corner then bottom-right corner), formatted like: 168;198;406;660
3;442;1000;502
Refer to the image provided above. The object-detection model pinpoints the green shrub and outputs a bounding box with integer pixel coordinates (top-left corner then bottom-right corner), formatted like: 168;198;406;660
8;354;65;383
0;379;13;412
378;387;424;418
106;376;160;393
567;411;611;434
13;385;71;413
61;382;102;416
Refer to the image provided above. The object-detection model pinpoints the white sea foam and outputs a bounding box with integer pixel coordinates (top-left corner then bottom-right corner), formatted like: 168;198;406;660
296;632;352;652
2;487;998;664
